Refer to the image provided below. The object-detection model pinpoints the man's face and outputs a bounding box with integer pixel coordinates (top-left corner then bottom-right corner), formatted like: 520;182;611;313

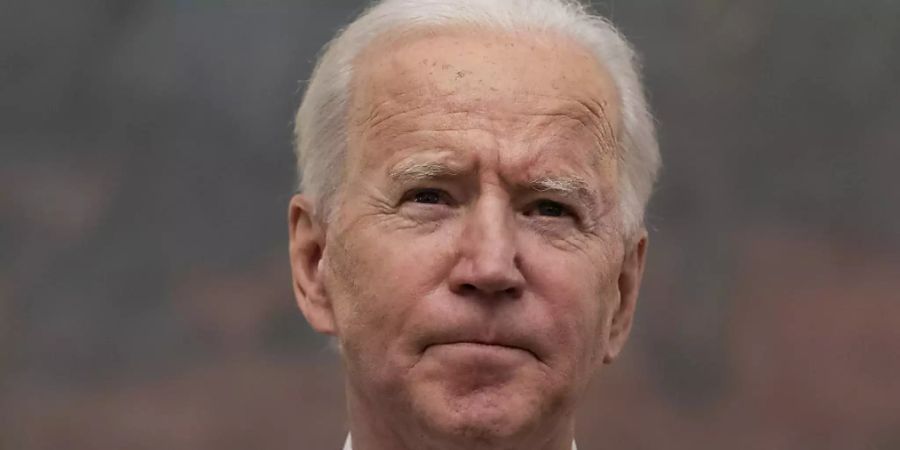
291;28;645;447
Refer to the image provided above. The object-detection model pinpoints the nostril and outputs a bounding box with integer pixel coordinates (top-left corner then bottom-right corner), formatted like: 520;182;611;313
454;283;522;298
503;286;523;299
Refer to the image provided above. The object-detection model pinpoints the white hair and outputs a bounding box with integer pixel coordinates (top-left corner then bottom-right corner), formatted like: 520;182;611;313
294;0;660;237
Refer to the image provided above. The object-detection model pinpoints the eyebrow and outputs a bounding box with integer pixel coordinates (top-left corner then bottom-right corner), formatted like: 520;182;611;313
388;160;460;182
529;175;589;196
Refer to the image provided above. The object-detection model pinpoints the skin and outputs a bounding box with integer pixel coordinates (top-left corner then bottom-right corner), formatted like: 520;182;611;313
289;27;647;450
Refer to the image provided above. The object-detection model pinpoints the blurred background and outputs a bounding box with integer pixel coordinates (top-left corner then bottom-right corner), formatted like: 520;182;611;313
2;0;899;449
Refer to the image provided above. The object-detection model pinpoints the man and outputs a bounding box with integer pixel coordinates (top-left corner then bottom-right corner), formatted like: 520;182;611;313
288;1;660;449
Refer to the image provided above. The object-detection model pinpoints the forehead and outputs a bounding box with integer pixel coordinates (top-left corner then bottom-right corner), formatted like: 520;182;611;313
351;26;619;122
347;27;621;175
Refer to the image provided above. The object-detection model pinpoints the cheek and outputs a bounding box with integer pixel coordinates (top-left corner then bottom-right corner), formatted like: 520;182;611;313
523;244;621;370
323;220;456;343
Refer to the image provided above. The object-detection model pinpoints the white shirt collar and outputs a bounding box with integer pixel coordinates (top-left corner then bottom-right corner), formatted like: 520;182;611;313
343;434;577;450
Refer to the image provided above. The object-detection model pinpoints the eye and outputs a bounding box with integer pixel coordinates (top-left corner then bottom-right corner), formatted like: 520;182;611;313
535;200;566;217
401;188;453;206
525;199;573;218
413;189;443;204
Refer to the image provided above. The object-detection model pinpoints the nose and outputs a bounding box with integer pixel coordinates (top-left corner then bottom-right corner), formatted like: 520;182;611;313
448;195;525;299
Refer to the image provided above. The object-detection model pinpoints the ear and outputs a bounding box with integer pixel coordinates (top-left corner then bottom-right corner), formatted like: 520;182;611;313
604;231;648;364
288;194;336;335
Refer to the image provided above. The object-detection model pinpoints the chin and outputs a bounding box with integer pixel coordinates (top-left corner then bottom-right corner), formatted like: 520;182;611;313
412;382;556;447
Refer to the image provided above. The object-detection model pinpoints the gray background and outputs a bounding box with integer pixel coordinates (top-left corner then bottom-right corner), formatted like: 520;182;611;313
2;0;899;449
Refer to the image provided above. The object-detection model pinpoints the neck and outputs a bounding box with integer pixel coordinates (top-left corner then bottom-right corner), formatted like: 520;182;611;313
345;382;577;450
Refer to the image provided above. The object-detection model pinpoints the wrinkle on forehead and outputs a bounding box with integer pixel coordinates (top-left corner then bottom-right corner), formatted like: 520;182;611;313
358;99;615;168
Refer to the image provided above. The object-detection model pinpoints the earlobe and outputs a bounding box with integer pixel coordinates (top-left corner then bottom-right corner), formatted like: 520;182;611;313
288;194;337;335
604;231;648;364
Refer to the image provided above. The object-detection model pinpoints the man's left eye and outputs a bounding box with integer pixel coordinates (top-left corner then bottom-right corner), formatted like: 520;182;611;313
528;200;570;218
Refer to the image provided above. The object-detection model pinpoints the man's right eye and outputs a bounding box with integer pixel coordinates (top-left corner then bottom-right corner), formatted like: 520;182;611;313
403;188;451;206
413;189;443;204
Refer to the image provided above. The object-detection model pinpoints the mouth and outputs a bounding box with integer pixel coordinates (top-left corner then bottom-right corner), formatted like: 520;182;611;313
425;340;539;360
